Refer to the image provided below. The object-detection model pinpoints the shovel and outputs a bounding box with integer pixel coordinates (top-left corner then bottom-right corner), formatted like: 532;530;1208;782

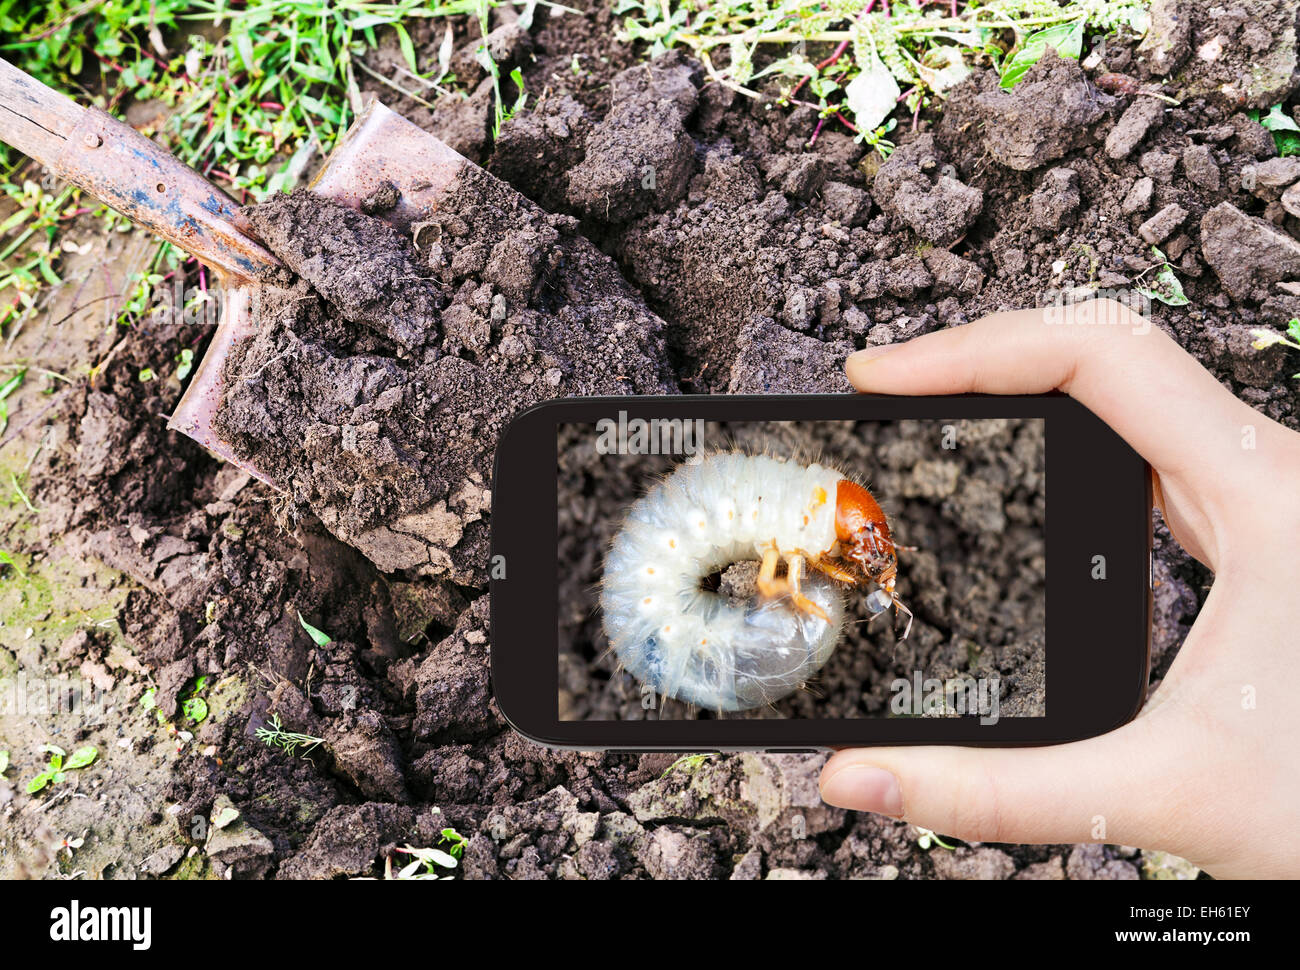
0;58;472;488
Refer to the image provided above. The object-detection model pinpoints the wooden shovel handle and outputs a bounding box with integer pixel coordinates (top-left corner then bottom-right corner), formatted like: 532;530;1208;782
0;57;280;283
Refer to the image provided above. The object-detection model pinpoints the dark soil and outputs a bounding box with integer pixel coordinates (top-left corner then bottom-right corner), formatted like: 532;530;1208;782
556;420;1046;721
211;169;674;579
6;0;1297;879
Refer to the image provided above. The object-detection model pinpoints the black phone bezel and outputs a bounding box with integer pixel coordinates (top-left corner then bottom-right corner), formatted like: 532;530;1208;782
490;394;1152;751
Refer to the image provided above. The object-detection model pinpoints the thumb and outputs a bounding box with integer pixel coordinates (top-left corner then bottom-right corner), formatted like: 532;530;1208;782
819;718;1174;847
846;301;1270;496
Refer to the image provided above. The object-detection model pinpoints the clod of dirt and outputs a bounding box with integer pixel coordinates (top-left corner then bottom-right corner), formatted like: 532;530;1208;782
205;795;277;878
360;179;401;215
156;656;195;719
450;20;534;86
873;133;984;246
727;317;853;393
566;51;701;220
276;803;421;879
1230;112;1278;158
411;597;502;743
1122;176;1156;214
1139;202;1188;244
1147;0;1300;109
491;96;594;212
1105;97;1167;159
1030;167;1082;230
1067;843;1140;880
430;79;498;163
1201;201;1300;299
327;709;410;803
213;170;676;579
930;846;1017;880
1141;149;1179;182
761;153;829;202
1182;144;1222;191
1245;156;1300;200
972;50;1118;171
820;181;873;226
1283;183;1300;218
923;248;986;298
1136;0;1195;77
243;191;438;350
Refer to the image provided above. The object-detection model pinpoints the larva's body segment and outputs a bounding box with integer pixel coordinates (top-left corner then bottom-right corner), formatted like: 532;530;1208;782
601;452;890;712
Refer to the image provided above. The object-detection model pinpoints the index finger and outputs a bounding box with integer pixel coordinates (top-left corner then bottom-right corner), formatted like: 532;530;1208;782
846;301;1271;492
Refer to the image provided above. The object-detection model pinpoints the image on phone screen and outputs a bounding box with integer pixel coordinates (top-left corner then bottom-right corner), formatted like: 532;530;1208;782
556;417;1046;722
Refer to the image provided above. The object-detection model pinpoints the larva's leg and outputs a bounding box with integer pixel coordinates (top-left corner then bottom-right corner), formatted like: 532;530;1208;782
756;546;785;600
787;554;830;623
811;557;859;585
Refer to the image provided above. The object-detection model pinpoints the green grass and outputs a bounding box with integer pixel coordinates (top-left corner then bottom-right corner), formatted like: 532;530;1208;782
0;0;545;335
617;0;1151;150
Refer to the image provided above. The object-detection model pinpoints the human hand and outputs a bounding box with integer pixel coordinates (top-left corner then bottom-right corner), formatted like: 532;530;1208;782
820;300;1300;878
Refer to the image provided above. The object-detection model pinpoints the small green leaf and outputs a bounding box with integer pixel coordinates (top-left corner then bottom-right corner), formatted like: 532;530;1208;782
1137;247;1190;306
64;745;97;770
510;67;528;115
427;848;459;868
297;611;332;646
1288;318;1300;342
1257;105;1300;156
1260;103;1300;133
0;750;9;774
27;771;51;794
1000;20;1085;89
1137;266;1189;306
183;697;209;723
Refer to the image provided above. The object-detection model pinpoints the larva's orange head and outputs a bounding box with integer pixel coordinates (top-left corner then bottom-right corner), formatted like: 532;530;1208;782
834;480;897;587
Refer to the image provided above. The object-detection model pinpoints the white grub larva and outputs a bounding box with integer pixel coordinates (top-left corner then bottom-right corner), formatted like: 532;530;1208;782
600;452;911;712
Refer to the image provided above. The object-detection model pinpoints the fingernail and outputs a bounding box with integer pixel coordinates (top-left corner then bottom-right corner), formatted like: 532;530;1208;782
848;344;899;366
820;764;904;816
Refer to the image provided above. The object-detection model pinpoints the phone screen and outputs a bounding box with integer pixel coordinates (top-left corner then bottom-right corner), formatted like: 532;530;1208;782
557;416;1046;722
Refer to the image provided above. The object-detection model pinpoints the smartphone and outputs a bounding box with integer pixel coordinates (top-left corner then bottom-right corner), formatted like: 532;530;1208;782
491;394;1152;751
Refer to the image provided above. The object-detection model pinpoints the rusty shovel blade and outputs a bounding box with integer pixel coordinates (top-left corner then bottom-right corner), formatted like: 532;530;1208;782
0;55;471;490
168;100;471;489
